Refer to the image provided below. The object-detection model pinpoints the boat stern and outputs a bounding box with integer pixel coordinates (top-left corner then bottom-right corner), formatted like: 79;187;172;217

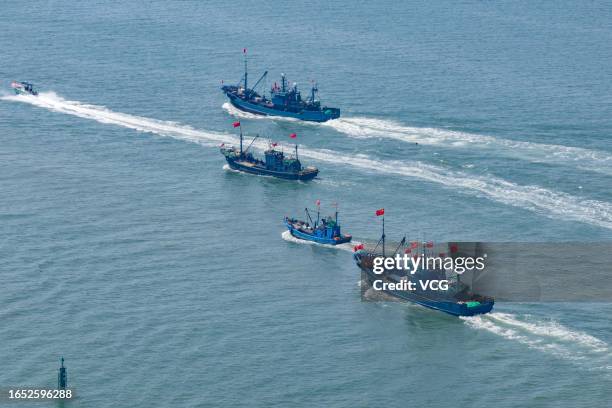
457;299;495;316
298;166;319;181
334;234;352;244
323;107;341;120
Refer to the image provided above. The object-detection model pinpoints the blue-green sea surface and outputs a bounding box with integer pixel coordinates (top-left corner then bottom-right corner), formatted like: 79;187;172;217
1;1;611;407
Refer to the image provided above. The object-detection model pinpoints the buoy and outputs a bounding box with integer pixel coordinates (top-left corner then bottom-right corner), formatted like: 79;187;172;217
58;357;67;390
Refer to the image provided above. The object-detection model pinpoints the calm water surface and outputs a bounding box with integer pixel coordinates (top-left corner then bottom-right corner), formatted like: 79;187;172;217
1;1;611;407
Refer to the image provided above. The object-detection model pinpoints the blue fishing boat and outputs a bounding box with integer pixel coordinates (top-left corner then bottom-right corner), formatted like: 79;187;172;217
284;202;352;245
11;81;38;96
220;123;318;181
221;50;340;122
353;211;494;317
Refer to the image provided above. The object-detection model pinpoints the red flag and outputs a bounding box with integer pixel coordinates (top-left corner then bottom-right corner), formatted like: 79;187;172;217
375;208;384;216
316;199;321;206
410;241;418;249
450;244;458;254
404;248;412;254
290;133;297;139
271;142;278;147
233;121;241;128
426;241;434;248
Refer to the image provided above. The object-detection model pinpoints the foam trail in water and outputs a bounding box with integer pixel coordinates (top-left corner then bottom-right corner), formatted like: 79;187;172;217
222;103;612;175
298;148;612;230
488;313;608;353
4;92;235;146
323;117;612;175
463;312;610;362
6;92;612;230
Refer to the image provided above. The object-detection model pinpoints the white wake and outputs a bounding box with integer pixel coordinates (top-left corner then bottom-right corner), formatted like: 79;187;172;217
5;92;235;147
222;102;612;174
463;312;610;363
322;117;612;175
6;92;612;230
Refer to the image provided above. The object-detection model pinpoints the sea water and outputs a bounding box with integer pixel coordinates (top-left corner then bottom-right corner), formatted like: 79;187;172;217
1;1;611;406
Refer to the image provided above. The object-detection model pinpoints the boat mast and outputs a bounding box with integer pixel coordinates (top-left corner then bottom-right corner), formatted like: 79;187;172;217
243;134;260;154
243;49;248;92
305;208;314;226
393;237;406;256
249;71;268;95
334;203;338;224
295;144;299;161
382;214;386;257
316;201;320;227
310;82;317;103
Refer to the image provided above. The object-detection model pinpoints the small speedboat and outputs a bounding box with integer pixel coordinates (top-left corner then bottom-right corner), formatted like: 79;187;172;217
284;202;352;245
11;81;38;96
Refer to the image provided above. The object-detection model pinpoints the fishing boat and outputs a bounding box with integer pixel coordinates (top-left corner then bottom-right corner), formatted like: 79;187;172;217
220;122;318;181
221;50;340;122
353;210;494;317
11;81;38;96
284;201;352;245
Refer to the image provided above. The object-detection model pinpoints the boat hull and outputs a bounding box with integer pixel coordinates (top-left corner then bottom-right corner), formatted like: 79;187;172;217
226;93;339;122
13;88;38;96
355;252;494;316
284;220;352;245
225;157;318;181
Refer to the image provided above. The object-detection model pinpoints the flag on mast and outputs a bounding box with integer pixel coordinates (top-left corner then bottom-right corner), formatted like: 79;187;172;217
290;133;297;139
375;208;385;216
233;121;241;128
